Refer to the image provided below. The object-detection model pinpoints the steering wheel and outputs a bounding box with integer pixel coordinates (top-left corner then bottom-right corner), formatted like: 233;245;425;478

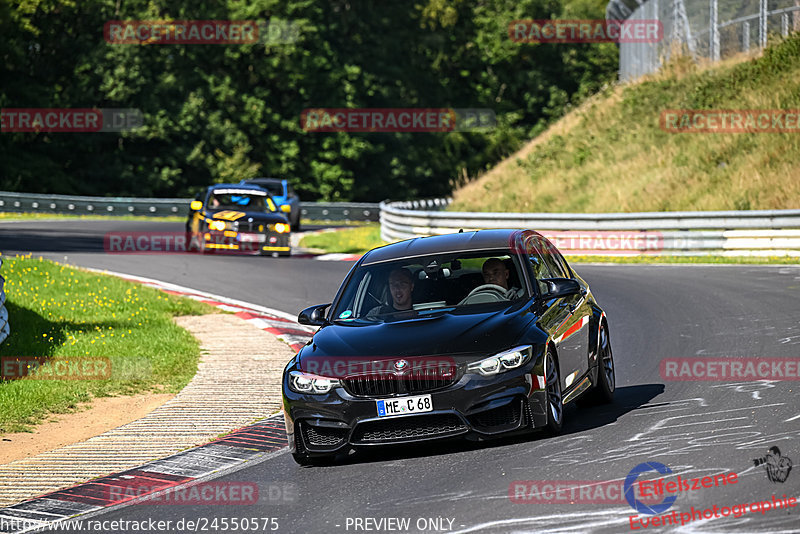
458;284;508;305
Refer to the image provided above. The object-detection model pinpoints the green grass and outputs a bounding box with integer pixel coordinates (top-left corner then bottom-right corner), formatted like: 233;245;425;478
0;212;185;222
299;224;385;254
299;226;799;264
451;34;800;214
568;255;800;264
0;255;214;433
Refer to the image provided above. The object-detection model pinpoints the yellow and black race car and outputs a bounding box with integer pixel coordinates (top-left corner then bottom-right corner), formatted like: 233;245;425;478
185;184;292;256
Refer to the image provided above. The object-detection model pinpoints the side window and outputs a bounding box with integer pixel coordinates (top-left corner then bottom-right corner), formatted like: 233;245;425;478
527;251;555;294
551;247;572;278
540;240;568;279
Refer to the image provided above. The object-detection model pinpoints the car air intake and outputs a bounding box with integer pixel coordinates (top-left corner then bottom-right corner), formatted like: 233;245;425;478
301;423;348;450
468;399;523;431
352;414;467;444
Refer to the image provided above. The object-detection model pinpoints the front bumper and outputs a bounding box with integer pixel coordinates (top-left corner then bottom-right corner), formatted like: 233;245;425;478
282;364;549;456
203;231;290;254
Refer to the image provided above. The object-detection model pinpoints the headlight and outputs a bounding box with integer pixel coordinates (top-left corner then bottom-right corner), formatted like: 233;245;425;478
467;346;532;376
288;370;340;394
272;222;290;233
209;220;237;232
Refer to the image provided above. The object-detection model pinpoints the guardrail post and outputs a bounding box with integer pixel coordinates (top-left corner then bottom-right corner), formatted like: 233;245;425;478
710;0;720;61
759;0;768;48
743;21;750;51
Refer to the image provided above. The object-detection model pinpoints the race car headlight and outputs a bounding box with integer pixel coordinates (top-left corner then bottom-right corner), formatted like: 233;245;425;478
467;346;532;376
272;222;290;234
288;370;340;394
209;220;226;231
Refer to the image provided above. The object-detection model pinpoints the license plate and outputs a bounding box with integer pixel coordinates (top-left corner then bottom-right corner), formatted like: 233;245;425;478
237;233;265;242
376;395;432;418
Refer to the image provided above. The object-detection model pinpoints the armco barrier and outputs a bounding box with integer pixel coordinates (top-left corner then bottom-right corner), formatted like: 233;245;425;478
0;259;8;346
0;191;379;222
380;199;800;257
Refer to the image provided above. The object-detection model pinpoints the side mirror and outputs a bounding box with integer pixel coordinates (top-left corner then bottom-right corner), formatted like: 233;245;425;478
190;200;203;211
540;278;581;299
298;303;331;326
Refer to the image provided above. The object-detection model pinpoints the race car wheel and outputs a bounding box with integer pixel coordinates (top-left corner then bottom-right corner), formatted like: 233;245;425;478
580;322;615;406
545;349;563;434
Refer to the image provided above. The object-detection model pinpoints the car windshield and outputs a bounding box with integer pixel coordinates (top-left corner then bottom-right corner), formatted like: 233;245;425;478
247;182;283;196
207;190;276;212
331;251;528;322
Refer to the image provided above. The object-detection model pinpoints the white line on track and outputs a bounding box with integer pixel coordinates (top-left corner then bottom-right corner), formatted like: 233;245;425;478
79;266;310;326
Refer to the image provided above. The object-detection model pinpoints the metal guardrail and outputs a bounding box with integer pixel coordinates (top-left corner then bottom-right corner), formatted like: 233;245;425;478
0;191;379;222
300;202;379;222
619;0;800;81
0;259;9;346
380;199;800;257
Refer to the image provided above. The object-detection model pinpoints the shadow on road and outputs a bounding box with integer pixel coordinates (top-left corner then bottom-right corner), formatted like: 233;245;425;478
309;384;665;467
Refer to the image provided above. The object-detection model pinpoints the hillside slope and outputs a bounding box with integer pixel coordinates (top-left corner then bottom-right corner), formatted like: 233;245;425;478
451;35;800;213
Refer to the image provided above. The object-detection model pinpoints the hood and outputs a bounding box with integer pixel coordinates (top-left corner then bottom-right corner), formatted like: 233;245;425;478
298;304;540;371
207;209;287;223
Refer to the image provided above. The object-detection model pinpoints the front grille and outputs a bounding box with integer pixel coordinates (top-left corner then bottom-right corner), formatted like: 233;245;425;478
301;423;348;449
342;366;458;397
352;414;467;444
235;221;254;233
468;400;522;430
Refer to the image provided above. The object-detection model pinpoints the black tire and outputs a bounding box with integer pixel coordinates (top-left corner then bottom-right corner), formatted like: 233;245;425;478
581;322;616;405
292;213;301;231
545;349;563;434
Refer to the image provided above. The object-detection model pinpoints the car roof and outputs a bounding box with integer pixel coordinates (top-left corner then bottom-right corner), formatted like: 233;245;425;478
208;183;269;193
361;229;543;265
240;177;284;185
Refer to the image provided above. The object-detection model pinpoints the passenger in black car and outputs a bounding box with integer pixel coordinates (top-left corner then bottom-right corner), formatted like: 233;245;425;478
367;268;415;316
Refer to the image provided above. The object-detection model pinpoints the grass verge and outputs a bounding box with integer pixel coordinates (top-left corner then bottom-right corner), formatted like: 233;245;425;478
299;224;385;254
299;226;798;264
0;255;214;433
451;34;800;213
568;255;800;264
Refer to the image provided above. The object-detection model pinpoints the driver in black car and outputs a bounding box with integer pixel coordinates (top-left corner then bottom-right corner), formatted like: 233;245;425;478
367;268;415;316
481;258;524;299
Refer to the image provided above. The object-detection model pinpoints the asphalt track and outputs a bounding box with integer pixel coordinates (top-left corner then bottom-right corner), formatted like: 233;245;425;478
2;220;800;534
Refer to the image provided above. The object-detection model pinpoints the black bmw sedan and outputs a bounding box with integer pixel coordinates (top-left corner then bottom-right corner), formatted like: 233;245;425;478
282;229;615;465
